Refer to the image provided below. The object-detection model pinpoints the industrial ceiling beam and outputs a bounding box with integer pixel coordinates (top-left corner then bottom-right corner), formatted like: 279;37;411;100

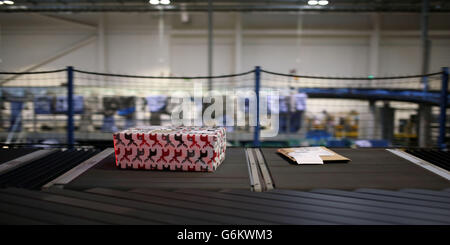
1;6;449;13
1;0;449;12
3;0;440;3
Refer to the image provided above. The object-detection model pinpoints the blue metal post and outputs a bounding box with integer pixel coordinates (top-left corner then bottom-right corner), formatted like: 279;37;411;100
439;67;449;149
67;66;74;148
253;66;261;147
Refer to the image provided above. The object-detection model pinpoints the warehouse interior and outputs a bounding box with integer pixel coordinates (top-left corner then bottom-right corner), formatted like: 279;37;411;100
0;0;450;226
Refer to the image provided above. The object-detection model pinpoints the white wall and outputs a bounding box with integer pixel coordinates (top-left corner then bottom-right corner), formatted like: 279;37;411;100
0;12;449;77
242;36;370;75
170;35;234;76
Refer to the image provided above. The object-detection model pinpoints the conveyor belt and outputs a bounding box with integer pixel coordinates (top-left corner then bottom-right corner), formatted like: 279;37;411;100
65;148;251;190
0;148;37;165
261;148;450;190
0;149;100;189
405;149;450;172
60;147;450;191
0;147;449;225
0;147;448;191
0;187;449;225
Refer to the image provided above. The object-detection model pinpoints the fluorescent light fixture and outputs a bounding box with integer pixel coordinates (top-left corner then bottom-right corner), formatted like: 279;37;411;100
149;0;159;5
307;0;318;5
160;0;170;4
3;0;14;4
318;0;329;5
0;2;4;5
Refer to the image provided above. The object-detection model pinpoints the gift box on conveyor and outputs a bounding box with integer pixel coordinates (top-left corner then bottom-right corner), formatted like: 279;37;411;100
113;126;226;172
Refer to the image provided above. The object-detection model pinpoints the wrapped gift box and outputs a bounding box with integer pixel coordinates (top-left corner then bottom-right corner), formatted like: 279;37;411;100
113;126;226;172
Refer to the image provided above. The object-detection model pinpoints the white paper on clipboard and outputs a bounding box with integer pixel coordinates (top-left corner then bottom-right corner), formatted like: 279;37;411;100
287;147;335;164
288;152;324;164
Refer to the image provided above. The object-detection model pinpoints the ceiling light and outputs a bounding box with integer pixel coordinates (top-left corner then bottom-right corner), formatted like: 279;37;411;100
308;0;318;6
318;0;329;5
149;0;159;5
3;0;14;4
0;2;4;5
160;0;170;4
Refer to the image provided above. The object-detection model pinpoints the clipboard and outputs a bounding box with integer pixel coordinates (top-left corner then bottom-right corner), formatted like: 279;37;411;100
277;147;350;164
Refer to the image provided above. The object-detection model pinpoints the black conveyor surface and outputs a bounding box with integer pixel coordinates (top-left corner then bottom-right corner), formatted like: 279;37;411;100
261;148;450;190
65;148;250;190
0;187;449;225
0;148;37;165
0;149;100;189
406;149;450;171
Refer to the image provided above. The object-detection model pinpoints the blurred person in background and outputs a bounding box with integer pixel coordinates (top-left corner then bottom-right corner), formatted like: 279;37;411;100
289;87;307;133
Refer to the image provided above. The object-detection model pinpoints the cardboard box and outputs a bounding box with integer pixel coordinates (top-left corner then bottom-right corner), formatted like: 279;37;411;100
277;147;350;164
113;126;226;172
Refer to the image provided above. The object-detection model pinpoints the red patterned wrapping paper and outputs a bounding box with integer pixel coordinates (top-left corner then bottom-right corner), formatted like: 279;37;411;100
113;126;226;172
